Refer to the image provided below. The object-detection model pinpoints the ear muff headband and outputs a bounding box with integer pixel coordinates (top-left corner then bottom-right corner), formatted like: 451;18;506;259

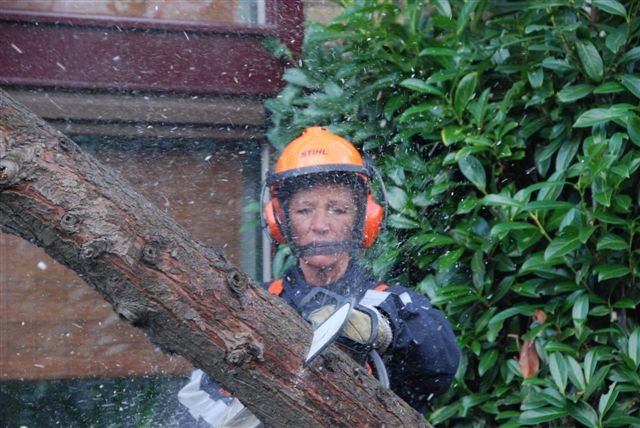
263;201;286;244
363;193;383;248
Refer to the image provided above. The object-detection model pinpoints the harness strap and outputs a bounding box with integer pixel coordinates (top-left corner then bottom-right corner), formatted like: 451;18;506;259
268;278;284;296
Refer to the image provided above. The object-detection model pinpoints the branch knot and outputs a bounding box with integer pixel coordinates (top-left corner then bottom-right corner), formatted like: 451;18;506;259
80;238;110;259
225;332;264;366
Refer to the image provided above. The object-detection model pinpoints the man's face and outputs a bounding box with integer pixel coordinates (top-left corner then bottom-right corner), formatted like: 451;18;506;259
287;183;358;266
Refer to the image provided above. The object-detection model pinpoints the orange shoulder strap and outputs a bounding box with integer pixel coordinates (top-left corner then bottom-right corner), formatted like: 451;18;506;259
374;284;389;291
268;278;284;296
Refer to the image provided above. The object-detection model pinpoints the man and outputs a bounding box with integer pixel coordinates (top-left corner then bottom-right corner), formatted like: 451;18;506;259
177;127;459;426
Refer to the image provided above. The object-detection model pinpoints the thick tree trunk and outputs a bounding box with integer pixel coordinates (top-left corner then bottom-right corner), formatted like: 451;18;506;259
0;89;431;427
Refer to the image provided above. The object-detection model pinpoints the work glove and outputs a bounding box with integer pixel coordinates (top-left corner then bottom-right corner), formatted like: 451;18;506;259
308;305;393;354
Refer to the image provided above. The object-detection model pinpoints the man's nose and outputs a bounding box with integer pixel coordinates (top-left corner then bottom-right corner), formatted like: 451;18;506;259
310;210;330;233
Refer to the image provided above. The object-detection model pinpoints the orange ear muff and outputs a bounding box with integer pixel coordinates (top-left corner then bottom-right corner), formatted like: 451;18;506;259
264;200;286;243
362;193;383;248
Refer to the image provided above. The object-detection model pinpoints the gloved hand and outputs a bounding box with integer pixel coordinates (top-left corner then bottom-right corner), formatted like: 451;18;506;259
308;305;393;354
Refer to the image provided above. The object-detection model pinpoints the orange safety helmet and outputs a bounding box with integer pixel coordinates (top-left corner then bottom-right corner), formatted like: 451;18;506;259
262;126;386;256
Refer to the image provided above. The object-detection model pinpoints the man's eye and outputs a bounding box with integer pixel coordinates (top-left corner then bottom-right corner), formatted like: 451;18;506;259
329;207;347;215
296;208;311;215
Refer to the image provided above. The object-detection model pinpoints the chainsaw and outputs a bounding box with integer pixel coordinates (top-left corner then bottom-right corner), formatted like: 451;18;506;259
300;287;390;388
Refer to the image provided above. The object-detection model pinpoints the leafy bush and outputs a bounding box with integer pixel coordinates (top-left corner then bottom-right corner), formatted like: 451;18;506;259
266;0;640;426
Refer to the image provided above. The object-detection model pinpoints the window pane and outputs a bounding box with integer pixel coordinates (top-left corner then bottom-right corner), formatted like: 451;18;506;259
0;0;266;25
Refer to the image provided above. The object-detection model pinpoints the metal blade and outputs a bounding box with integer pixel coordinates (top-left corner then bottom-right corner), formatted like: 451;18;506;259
303;301;353;366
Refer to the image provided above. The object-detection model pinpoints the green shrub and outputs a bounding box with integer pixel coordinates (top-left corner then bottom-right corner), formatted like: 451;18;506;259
266;0;640;426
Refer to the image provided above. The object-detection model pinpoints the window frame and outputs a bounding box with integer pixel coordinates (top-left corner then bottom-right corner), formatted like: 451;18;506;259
0;0;303;96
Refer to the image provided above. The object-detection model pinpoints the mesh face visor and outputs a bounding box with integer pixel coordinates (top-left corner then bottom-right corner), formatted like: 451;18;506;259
273;171;368;258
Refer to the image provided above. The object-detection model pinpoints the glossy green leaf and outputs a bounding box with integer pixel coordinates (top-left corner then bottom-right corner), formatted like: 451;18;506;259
408;233;456;249
386;186;408;210
549;352;568;394
479;349;499;376
604;416;640;427
387;214;420;229
542;57;575;72
433;0;452;18
523;200;573;211
540;387;566;408
489;304;536;326
593;211;628;225
441;126;465;146
383;94;407;120
429;401;461;425
598;383;619;418
399;78;445;97
544;341;578;355
556;137;581;171
584;349;599;385
482;194;523;209
544;232;581;260
628;114;640;146
568;401;598;428
418;47;457;57
519;179;567;200
490;222;537;239
519;407;568;424
426;69;458;84
456;0;477;35
596;233;628;250
573;107;627;127
497;410;521;420
471;250;485;290
579;226;596;243
458;155;486;192
282;68;318;89
593;0;627;17
584;364;613;400
528;68;544;88
593;81;625;94
437;247;464;270
520;252;561;274
606;23;628;54
613;298;636;309
567;355;586;391
576;40;604;82
629;328;640;368
572;293;590;325
593;264;630;281
454;72;478;118
618;74;640;99
621;46;640;63
557;84;593;102
462;393;490;413
468;88;490;127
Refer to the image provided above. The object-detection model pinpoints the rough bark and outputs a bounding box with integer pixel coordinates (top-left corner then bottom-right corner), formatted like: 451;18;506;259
0;89;432;427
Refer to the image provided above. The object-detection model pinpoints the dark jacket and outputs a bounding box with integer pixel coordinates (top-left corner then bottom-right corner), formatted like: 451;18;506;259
268;261;460;412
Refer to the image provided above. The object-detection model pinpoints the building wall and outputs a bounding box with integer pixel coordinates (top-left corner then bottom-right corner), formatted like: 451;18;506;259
305;0;342;23
0;0;340;383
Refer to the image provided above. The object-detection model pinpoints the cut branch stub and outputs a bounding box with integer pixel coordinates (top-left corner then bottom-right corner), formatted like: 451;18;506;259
80;238;111;259
0;158;19;187
60;212;80;233
142;240;162;266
